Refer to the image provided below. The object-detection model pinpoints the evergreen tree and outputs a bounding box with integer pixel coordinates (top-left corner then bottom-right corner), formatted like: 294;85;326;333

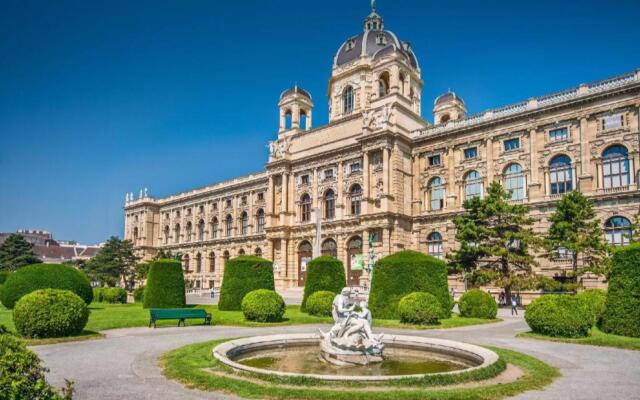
84;236;139;287
0;234;41;271
545;191;609;277
448;182;541;300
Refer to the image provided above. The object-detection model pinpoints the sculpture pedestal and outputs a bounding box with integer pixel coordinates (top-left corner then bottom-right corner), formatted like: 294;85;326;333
319;335;384;366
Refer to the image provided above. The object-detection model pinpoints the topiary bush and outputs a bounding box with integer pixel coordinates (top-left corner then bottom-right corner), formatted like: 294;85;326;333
458;289;498;319
576;289;607;325
13;289;89;338
143;259;186;309
0;263;93;309
601;243;640;337
0;333;72;399
241;289;285;322
398;292;442;325
305;291;336;317
218;256;274;311
369;250;450;319
301;256;346;312
100;288;127;304
133;286;145;303
524;295;592;338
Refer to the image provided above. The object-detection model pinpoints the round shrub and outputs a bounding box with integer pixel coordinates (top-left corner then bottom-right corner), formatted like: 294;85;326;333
301;256;346;312
0;333;67;399
218;256;274;311
524;295;592;338
576;289;607;325
100;287;127;304
0;263;92;309
398;292;442;325
601;243;640;337
13;289;89;338
305;291;336;317
143;259;186;309
241;289;285;322
133;286;145;303
369;250;450;319
459;289;498;319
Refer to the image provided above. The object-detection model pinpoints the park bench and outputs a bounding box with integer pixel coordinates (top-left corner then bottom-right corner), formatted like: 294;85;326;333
148;308;212;328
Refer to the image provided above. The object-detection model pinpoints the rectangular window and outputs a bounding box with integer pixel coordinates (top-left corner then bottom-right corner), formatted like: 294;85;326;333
602;114;623;130
226;199;232;208
324;169;334;179
212;203;218;211
549;127;568;142
300;175;310;185
428;155;441;166
464;147;478;160
241;196;247;205
257;192;264;201
503;138;520;151
349;162;361;174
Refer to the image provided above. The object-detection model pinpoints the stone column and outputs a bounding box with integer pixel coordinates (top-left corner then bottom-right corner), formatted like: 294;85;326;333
279;108;285;132
383;147;391;212
267;175;275;220
312;168;319;210
307;109;313;130
361;229;370;284
292;104;300;129
390;64;400;93
280;173;288;225
486;137;494;184
363;151;370;214
337;161;344;219
447;146;456;209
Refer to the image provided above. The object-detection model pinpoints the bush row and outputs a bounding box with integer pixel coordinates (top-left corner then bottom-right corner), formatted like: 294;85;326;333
93;287;127;304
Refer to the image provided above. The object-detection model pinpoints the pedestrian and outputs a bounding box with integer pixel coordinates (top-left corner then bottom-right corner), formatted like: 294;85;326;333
498;291;505;307
510;294;518;316
450;287;455;298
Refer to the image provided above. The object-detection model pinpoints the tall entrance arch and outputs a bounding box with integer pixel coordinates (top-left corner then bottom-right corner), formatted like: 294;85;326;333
347;236;363;286
297;241;313;287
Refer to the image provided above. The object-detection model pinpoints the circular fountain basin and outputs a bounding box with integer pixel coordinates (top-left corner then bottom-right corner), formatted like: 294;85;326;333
212;333;499;381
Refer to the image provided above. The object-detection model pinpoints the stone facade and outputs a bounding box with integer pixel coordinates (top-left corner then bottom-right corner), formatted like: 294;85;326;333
124;5;640;292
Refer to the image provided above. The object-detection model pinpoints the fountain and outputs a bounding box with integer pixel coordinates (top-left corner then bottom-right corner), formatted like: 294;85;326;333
213;287;499;381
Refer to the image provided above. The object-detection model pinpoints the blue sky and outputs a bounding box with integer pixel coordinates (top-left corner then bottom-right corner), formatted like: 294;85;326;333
1;0;639;244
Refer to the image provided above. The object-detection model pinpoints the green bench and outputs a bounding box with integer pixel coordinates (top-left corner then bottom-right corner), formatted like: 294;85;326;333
148;308;212;328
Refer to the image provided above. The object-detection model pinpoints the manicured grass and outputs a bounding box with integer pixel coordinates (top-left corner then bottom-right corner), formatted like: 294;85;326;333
518;327;640;351
0;303;498;339
160;338;559;400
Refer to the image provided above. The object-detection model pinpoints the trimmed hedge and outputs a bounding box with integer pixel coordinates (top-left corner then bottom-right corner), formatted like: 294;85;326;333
133;286;145;303
524;295;592;338
0;271;9;284
305;291;335;317
601;243;640;337
398;292;442;325
13;289;89;338
143;259;186;309
218;256;274;311
94;287;127;304
0;263;92;309
241;289;285;322
576;289;607;325
301;256;346;312
459;289;498;319
0;333;69;399
369;250;450;319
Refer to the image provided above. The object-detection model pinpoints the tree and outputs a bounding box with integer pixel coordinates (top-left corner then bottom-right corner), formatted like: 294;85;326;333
448;182;541;300
0;234;41;271
545;191;609;278
84;237;138;288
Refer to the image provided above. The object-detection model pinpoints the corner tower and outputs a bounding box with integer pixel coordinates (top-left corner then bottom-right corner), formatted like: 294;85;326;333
278;84;314;135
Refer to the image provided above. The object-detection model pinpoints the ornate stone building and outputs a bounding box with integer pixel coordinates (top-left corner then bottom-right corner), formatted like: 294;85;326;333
124;4;639;291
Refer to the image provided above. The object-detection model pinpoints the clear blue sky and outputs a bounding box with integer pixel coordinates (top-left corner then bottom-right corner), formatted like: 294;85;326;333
1;0;638;244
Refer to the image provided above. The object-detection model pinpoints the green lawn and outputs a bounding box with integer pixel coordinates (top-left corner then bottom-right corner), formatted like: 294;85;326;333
518;327;640;351
0;303;498;342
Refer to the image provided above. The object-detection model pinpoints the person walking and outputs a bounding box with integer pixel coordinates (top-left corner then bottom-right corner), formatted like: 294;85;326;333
510;294;518;315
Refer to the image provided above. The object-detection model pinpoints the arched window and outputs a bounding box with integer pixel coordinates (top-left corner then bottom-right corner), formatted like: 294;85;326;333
428;177;444;210
343;86;354;114
350;184;362;215
174;224;181;244
440;113;451;124
549;155;573;194
324;189;335;219
504;163;525;200
240;212;249;235
195;253;202;273
300;110;308;130
300;194;311;222
197;219;205;241
211;217;218;239
284;109;292;130
254;247;263;257
223;250;230;264
427;232;444;259
163;225;170;244
182;254;190;272
605;216;632;246
602;145;630;189
399;71;406;95
378;72;389;97
133;227;139;243
256;209;265;233
238;248;246;256
185;222;193;242
208;252;215;273
321;238;337;258
464;171;482;200
225;215;233;237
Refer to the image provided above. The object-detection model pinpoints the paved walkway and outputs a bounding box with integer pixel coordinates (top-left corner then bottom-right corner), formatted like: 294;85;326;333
32;309;640;400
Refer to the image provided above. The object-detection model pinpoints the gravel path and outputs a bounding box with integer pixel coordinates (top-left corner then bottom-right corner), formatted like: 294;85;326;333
32;309;640;400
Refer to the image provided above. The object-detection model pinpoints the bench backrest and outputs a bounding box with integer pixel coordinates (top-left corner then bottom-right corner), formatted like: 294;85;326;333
150;308;208;319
